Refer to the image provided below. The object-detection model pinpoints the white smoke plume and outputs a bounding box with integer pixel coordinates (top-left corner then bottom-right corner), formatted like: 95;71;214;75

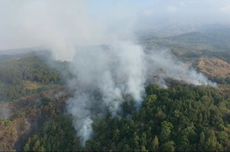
145;49;216;87
66;43;215;145
67;41;146;144
0;0;216;146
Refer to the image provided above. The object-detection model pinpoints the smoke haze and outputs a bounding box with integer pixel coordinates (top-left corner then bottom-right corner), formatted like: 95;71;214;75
66;43;215;145
0;0;222;145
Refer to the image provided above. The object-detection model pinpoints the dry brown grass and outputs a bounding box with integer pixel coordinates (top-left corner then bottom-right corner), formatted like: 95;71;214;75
23;81;42;91
197;58;230;78
0;117;30;151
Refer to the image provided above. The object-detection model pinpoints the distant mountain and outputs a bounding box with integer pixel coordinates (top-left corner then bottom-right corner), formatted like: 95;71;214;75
166;26;230;51
140;24;230;62
0;47;51;61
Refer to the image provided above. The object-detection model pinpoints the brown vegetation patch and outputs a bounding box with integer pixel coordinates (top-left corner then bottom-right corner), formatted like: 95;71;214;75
197;58;230;78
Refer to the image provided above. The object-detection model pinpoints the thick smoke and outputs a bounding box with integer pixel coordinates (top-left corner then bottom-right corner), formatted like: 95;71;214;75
145;49;216;87
0;0;216;146
66;44;215;145
67;42;146;144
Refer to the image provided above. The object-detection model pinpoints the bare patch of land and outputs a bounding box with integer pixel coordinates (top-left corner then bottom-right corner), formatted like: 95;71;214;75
197;58;230;78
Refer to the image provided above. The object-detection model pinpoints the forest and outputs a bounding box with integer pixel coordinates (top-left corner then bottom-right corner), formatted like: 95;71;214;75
23;84;230;152
0;55;63;102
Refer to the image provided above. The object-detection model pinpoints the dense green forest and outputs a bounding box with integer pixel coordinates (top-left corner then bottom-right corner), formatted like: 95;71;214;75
0;55;63;102
23;84;230;151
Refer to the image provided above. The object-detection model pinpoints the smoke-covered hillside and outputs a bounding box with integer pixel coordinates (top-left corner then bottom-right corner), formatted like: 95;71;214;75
1;0;230;151
0;29;230;151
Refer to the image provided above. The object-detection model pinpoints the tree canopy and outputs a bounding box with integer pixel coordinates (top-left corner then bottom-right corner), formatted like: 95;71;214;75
24;84;230;151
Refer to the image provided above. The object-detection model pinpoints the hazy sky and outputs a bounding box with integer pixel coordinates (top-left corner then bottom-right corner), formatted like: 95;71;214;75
88;0;230;19
0;0;230;51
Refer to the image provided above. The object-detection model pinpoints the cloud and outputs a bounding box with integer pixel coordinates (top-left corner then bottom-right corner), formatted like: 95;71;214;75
140;0;230;25
220;5;230;14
